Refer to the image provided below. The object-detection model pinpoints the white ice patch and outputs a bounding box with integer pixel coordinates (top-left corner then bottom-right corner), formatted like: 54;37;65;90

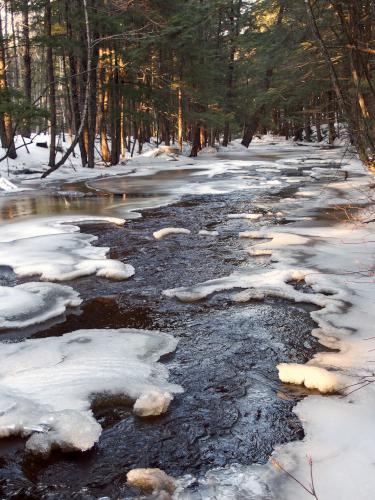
0;177;24;192
0;282;81;329
0;328;181;455
0;216;134;281
227;213;263;220
277;363;345;394
198;230;219;236
153;227;191;239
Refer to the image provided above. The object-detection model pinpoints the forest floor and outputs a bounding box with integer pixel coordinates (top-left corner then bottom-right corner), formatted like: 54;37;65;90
0;137;374;499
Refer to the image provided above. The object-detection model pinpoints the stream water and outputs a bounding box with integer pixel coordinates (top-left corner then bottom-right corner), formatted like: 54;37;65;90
0;149;336;499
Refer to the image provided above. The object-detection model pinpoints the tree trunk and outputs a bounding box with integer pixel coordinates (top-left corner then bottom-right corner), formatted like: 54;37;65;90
0;14;16;158
22;0;32;137
178;87;183;152
45;0;56;168
190;125;201;157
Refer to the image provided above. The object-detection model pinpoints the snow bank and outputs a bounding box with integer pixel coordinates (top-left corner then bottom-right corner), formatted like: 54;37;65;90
0;282;81;329
0;216;134;281
277;363;344;393
153;227;191;240
0;328;181;455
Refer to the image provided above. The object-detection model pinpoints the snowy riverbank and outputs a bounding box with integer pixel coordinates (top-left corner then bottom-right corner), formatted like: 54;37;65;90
0;137;374;499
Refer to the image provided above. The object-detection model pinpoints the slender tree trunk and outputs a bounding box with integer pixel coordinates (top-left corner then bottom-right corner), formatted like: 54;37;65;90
45;0;56;168
66;0;87;166
0;14;16;158
178;87;183;152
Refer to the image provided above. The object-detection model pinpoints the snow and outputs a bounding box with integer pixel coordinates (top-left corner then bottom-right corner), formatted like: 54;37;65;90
198;230;219;236
2;134;375;497
133;390;173;417
127;468;176;494
277;363;345;394
0;216;134;281
227;213;263;220
0;176;27;192
161;141;375;499
0;282;81;329
153;227;191;240
0;328;181;455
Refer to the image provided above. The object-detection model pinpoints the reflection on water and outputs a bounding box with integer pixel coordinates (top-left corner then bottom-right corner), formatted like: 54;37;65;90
0;168;204;222
0;157;286;223
0;192;116;222
87;168;205;195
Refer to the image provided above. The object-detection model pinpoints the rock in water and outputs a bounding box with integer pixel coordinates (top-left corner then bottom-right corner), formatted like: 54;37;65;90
127;468;176;494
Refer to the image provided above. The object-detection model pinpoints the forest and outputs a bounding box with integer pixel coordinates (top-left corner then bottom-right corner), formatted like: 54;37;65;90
0;0;374;174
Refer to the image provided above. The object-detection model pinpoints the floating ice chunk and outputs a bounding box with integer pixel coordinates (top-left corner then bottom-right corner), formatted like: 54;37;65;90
133;390;172;417
0;216;133;281
0;177;23;192
25;409;101;455
127;468;176;494
153;227;191;239
277;363;344;394
227;213;262;220
198;230;219;236
0;328;182;455
0;282;81;329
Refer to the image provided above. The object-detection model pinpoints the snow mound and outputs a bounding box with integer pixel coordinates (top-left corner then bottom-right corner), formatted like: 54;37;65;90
127;468;176;494
153;227;191;240
0;282;81;329
277;363;344;394
199;230;219;236
0;328;181;455
133;390;172;417
0;216;134;281
227;213;263;220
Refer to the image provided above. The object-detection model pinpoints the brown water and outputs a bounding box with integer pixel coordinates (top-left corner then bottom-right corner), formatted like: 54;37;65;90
0;168;209;223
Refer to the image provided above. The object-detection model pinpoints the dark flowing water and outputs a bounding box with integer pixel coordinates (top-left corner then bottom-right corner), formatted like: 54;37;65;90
0;154;331;499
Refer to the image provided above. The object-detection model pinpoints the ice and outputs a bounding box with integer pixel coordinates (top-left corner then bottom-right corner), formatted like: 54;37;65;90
277;363;345;393
0;216;134;281
227;213;263;220
198;230;219;236
0;328;182;455
133;390;173;417
127;468;176;494
174;464;272;499
0;282;81;329
170;146;375;499
310;167;348;181
0;177;24;192
153;227;191;239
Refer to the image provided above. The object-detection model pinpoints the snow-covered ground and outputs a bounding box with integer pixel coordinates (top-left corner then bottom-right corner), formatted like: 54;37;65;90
1;134;374;498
